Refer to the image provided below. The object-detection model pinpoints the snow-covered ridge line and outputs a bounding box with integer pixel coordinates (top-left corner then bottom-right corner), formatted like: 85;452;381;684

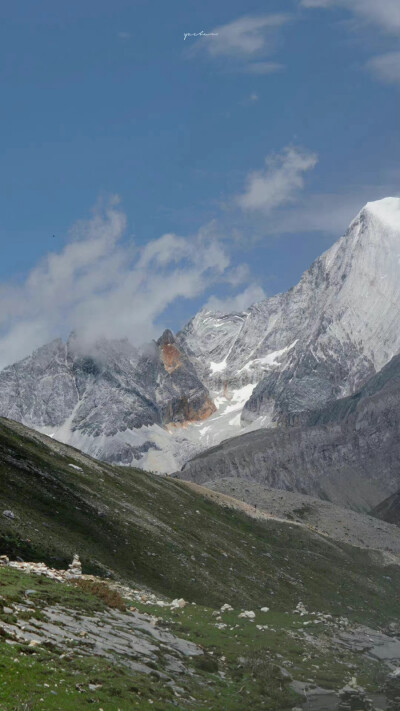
0;197;399;472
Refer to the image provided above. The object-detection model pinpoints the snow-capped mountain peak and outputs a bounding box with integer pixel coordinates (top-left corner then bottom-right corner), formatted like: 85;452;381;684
0;198;399;472
364;196;400;231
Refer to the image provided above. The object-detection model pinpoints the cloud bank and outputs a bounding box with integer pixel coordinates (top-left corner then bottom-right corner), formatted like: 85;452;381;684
0;200;245;369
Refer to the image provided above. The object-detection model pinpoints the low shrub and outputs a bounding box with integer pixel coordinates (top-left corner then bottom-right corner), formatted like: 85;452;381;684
75;579;126;611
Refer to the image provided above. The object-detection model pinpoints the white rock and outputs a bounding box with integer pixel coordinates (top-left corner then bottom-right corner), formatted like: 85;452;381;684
238;610;256;619
170;598;187;609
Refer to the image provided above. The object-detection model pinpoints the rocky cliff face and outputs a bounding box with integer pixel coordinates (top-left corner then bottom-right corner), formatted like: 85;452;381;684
177;354;400;510
0;329;214;465
0;197;399;470
179;198;400;427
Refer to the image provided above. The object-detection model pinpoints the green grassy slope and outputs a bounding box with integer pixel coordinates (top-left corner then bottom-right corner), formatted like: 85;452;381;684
0;566;396;711
0;416;400;625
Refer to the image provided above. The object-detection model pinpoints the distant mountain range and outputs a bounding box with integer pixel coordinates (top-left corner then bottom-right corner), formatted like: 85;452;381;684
0;197;399;481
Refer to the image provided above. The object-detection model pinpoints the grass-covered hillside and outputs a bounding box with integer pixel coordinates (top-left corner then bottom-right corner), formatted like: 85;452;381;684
1;417;400;710
0;416;400;620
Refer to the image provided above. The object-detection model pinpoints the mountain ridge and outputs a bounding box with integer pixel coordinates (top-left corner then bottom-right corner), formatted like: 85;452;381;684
177;353;400;510
0;197;399;471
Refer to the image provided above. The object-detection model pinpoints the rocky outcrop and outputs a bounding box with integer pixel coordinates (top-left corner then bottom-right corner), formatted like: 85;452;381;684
155;330;216;425
0;330;215;465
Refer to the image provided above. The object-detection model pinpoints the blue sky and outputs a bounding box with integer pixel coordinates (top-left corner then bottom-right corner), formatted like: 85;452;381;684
0;0;399;366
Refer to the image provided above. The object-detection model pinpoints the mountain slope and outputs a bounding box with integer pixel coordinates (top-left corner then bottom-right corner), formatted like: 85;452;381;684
177;353;400;510
198;478;400;555
2;419;400;710
0;197;399;471
372;490;400;527
0;329;214;467
1;415;400;615
179;198;400;427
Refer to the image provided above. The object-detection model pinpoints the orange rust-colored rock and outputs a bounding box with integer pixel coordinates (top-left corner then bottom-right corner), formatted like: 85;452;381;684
159;336;216;426
165;396;216;430
160;343;183;373
186;396;216;422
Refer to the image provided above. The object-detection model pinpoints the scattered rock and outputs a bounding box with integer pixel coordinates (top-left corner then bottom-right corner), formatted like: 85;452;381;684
238;610;255;619
2;510;15;520
170;598;187;610
294;602;308;616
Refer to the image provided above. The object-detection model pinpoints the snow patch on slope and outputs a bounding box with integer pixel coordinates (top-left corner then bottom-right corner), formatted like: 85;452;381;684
210;358;228;374
139;382;270;473
239;341;297;373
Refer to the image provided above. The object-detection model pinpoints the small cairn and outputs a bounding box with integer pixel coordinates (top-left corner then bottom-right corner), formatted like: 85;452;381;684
66;554;82;579
338;682;373;710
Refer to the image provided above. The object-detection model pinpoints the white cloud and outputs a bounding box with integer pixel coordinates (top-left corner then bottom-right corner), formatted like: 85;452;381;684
204;284;266;314
237;146;318;213
0;200;237;369
207;14;289;56
367;52;400;84
188;14;290;73
264;192;369;235
301;0;400;84
300;0;400;34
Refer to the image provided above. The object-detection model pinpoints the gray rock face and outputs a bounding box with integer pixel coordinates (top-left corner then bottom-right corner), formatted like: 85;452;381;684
179;199;400;427
177;355;400;510
0;330;214;465
0;198;399;469
0;338;79;428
